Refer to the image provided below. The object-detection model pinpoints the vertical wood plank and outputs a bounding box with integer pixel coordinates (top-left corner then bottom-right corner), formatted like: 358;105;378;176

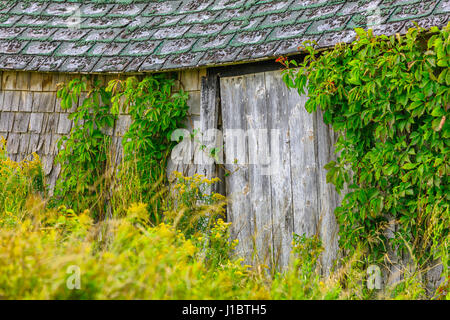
167;73;206;182
42;73;54;91
16;72;30;91
244;72;273;267
220;75;253;262
180;70;200;91
197;74;221;187
30;73;43;91
2;71;17;90
315;107;339;274
286;83;319;240
265;71;294;269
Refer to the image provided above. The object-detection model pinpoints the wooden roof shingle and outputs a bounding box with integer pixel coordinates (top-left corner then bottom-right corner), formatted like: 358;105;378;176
0;0;448;73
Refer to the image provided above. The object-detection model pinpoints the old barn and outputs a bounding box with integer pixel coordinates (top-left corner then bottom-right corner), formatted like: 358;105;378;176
0;0;449;277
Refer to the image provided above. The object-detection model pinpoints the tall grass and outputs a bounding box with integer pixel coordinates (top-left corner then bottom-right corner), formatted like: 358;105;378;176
0;139;447;300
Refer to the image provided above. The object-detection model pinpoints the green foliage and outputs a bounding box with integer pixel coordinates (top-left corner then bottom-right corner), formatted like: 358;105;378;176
0;158;261;299
106;75;189;217
271;234;342;299
55;77;115;219
291;234;324;280
54;74;189;221
167;172;226;237
0;154;446;299
0;138;44;227
281;24;449;280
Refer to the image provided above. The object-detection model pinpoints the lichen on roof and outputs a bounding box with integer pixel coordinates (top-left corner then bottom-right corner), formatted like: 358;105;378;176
0;0;448;73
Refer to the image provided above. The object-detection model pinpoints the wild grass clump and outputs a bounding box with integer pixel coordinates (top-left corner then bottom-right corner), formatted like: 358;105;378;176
0;138;44;227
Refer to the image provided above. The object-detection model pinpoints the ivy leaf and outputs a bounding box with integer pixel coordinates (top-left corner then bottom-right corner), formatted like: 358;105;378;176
401;163;417;170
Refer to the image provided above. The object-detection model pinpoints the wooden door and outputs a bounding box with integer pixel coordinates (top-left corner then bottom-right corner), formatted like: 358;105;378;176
220;70;340;271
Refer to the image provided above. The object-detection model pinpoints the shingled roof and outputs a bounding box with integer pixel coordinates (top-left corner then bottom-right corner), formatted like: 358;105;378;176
0;0;448;73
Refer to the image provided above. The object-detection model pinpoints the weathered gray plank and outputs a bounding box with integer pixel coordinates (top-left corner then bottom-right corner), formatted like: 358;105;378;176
244;72;273;267
42;154;54;176
28;133;40;154
33;92;56;113
0;91;4;112
18;133;30;154
265;71;294;269
6;132;20;154
187;90;201;116
42;113;58;134
29;113;44;133
47;161;60;195
12;112;30;133
196;74;221;186
2;91;14;112
57;113;72;135
0;112;14;132
315;107;339;274
220;75;253;261
42;133;53;154
20;91;33;112
167;115;197;179
220;70;341;272
10;90;20;112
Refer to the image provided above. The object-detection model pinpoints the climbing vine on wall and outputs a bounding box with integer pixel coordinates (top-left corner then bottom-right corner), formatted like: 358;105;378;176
107;74;189;218
54;74;189;221
55;77;115;219
281;24;449;277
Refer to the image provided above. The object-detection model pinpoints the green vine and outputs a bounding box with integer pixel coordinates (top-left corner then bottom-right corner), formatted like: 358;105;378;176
55;77;115;219
281;24;449;281
54;74;189;221
107;74;189;219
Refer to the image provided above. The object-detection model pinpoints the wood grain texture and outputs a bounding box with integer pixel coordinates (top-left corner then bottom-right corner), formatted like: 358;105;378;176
265;72;294;269
315;107;339;275
220;70;340;271
244;72;273;267
220;75;253;262
197;74;220;183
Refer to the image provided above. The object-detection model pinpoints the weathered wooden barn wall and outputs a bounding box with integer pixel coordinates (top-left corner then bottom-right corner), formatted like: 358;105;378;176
0;70;204;192
167;72;220;182
1;67;443;290
167;69;341;272
201;69;443;291
219;70;340;272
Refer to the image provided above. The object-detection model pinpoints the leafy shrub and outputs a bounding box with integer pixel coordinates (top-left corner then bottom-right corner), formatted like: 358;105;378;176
281;24;449;289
